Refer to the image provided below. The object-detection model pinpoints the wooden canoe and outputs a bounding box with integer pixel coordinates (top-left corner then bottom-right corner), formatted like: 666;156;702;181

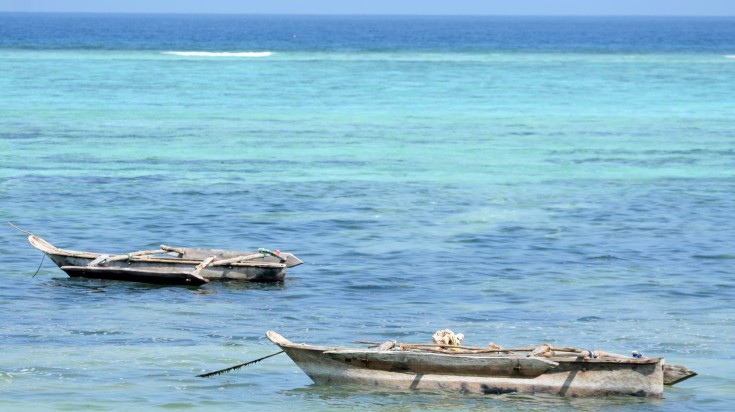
267;331;678;398
27;233;302;284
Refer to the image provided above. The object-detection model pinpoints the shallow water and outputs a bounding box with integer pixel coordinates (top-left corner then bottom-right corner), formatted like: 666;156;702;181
1;14;734;411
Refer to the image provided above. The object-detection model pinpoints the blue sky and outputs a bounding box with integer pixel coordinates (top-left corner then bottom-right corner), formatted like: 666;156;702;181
1;0;734;15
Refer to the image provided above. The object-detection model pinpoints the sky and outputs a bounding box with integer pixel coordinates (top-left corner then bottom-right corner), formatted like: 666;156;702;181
0;0;734;16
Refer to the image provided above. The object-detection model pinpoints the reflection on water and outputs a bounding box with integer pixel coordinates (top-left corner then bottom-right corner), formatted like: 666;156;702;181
281;383;664;411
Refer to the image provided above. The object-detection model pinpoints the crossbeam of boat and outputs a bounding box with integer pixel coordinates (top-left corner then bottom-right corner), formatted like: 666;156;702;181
125;255;285;267
396;342;583;353
90;249;288;268
258;248;288;263
359;341;663;363
209;254;283;266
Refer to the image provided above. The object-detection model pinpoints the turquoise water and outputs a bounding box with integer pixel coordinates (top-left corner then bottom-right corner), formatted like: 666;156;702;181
1;14;734;411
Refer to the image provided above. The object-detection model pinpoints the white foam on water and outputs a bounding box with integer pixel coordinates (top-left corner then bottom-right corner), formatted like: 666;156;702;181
162;51;273;57
725;55;735;59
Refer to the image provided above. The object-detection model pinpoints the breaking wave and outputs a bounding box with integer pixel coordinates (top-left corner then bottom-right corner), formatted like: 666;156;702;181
162;51;272;57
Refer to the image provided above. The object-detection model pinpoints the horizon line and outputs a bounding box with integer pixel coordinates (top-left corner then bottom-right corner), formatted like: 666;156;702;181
1;11;734;18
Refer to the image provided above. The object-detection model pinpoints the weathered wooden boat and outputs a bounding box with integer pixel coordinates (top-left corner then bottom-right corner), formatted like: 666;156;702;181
266;331;696;398
26;232;302;285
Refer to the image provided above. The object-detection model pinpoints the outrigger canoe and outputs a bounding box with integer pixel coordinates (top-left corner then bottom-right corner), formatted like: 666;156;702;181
266;331;696;398
25;232;302;286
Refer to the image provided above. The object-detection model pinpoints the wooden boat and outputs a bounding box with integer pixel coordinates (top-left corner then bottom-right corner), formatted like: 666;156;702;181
267;331;696;398
26;233;302;285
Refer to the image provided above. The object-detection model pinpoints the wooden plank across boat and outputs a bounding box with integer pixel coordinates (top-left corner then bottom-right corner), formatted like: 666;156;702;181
266;331;696;398
25;232;302;285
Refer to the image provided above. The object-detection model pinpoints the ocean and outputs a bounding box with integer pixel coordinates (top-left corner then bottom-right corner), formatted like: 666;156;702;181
0;13;734;411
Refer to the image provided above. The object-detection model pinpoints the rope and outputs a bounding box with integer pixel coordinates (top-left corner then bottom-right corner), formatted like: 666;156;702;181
32;253;46;278
7;222;47;277
7;221;34;235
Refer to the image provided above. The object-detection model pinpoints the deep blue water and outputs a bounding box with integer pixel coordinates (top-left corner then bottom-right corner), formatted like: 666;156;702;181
1;13;734;411
1;13;734;52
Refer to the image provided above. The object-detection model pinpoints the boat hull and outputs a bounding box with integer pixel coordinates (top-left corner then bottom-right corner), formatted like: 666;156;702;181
61;266;209;286
267;332;665;398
